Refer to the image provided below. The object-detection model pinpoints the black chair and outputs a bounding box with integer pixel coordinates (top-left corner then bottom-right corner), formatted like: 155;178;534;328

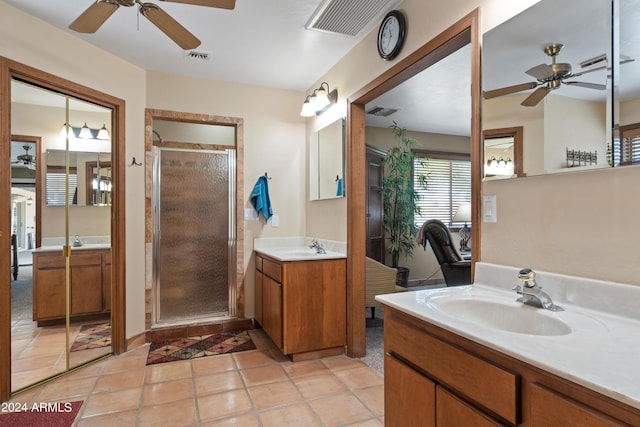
421;219;471;286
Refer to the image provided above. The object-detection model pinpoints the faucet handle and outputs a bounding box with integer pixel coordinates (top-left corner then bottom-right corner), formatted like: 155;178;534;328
517;268;535;281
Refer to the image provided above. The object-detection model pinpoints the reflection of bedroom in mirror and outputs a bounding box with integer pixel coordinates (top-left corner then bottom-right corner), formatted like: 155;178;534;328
483;127;523;179
482;0;640;175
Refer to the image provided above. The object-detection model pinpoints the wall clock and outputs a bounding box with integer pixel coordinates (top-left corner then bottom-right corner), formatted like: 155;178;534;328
377;10;406;61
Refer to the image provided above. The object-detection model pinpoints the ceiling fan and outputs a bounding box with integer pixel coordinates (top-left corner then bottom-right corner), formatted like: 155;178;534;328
11;145;36;170
69;0;236;50
483;43;608;107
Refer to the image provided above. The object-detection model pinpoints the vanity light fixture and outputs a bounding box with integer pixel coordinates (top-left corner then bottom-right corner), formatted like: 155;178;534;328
300;82;338;117
59;122;111;140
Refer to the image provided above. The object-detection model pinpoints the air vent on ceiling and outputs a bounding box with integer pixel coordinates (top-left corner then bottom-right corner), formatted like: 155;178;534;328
305;0;401;37
579;53;607;68
367;106;398;117
184;50;212;62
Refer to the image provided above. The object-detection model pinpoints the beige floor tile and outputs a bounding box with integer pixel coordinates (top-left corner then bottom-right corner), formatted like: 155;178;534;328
198;389;253;422
11;354;60;372
142;377;194;406
258;402;323;427
195;370;244;396
281;360;330;378
334;366;384;390
247;380;303;410
309;391;374;427
102;352;148;373
240;364;288;387
233;349;279;369
145;359;192;383
93;368;145;393
292;373;348;400
82;387;142;417
76;409;139;426
355;385;385;417
347;419;385;426
192;353;236;376
38;376;97;401
202;412;260;426
321;355;368;372
138;398;198;427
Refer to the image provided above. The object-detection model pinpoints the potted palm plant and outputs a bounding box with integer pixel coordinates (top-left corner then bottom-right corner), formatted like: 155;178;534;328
382;121;428;285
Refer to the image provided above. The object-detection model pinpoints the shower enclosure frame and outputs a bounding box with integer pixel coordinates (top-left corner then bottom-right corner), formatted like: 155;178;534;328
151;145;237;325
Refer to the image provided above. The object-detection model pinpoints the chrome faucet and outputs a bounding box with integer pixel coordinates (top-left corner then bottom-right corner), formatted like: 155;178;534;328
309;239;326;254
512;268;563;311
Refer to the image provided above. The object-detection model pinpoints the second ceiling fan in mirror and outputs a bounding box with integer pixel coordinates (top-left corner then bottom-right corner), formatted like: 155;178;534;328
69;0;235;50
483;43;609;107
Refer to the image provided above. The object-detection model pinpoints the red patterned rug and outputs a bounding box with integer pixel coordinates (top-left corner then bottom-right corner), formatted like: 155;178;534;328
146;330;256;365
0;400;82;427
70;322;111;352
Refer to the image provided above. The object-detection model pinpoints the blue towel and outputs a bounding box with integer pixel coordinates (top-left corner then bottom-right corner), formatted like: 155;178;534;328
250;176;273;221
336;178;343;197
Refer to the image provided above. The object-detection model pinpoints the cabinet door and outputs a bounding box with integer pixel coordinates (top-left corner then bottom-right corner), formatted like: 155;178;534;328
70;264;103;315
262;275;282;348
255;270;263;325
384;354;436;427
34;267;66;320
436;386;506;427
102;252;111;311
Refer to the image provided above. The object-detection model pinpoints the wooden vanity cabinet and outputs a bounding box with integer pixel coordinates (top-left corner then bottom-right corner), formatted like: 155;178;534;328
383;307;640;426
255;254;346;361
33;248;111;326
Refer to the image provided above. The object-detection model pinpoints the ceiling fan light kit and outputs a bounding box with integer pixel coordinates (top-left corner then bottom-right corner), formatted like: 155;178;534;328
69;0;235;49
484;42;608;107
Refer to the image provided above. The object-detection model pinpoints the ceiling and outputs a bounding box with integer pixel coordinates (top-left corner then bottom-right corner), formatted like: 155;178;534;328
5;0;639;139
3;0;393;91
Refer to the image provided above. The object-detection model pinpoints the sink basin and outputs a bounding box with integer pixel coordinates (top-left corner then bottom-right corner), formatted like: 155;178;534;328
428;297;572;336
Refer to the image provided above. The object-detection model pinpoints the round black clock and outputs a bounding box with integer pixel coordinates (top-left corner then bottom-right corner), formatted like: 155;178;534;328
377;10;406;61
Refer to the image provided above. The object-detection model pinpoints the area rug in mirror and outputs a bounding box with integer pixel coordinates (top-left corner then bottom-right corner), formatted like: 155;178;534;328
70;322;111;352
146;330;256;365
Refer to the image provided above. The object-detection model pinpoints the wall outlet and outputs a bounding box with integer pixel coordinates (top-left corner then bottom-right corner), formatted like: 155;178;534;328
271;215;279;227
244;208;258;221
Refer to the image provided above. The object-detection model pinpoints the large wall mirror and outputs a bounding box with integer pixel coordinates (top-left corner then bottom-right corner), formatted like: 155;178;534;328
482;0;640;176
309;118;345;200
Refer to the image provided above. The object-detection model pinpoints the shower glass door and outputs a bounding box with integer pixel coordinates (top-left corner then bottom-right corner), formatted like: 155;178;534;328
153;147;236;323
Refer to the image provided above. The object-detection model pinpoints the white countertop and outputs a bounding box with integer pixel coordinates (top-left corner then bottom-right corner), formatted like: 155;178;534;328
254;237;346;261
33;243;111;252
376;262;640;410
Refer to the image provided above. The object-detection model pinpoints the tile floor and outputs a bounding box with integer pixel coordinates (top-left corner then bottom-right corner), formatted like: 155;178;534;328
6;329;385;426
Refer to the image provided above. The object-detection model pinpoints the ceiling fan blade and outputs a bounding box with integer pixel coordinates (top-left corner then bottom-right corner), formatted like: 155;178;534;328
69;0;119;33
158;0;235;9
140;3;201;50
521;86;550;106
564;81;607;90
483;82;538;99
525;64;554;80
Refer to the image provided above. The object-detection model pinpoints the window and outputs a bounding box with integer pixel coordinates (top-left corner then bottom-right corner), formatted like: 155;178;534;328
611;123;640;166
414;151;471;228
46;172;78;206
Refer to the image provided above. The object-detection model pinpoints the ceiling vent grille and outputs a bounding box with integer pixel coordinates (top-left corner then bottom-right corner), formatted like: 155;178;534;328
305;0;400;37
367;106;398;117
184;50;212;62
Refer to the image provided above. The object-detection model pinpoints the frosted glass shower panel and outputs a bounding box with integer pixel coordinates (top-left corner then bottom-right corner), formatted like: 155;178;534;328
156;148;231;322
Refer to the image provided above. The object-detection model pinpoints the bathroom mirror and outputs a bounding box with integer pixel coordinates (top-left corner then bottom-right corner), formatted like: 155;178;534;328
45;150;112;206
482;0;639;176
309;118;345;200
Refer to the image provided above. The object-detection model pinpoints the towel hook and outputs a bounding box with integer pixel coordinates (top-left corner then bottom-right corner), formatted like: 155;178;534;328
264;172;271;180
129;157;142;167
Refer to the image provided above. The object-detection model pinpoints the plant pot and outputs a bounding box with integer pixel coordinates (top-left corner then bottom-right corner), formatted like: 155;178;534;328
395;267;410;287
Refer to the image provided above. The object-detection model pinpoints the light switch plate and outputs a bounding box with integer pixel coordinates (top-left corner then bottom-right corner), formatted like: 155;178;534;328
483;195;497;223
244;208;258;221
271;215;279;227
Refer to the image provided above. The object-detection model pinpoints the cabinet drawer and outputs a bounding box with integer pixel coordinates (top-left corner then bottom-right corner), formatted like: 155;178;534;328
35;251;103;268
262;258;282;282
385;315;519;424
529;383;625;427
255;255;263;272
